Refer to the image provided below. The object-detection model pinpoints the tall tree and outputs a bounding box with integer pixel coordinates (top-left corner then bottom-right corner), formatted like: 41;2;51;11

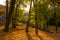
3;0;16;32
26;0;32;32
33;0;38;34
50;0;58;32
12;0;21;28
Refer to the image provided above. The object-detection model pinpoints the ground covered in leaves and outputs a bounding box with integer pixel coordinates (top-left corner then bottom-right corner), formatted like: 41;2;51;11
0;24;60;40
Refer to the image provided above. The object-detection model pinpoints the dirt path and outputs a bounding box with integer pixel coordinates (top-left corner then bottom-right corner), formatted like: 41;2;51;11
0;24;60;40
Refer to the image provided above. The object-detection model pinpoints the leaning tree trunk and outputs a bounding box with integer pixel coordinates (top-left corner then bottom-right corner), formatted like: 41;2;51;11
3;0;16;32
26;0;32;32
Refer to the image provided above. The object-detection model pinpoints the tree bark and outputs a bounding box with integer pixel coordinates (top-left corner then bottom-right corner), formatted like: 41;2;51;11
54;8;58;32
3;0;16;32
12;0;21;28
26;0;32;32
33;0;38;34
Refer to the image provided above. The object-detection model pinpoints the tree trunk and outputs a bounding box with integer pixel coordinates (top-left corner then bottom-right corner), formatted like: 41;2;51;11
51;0;58;32
3;0;16;32
12;0;20;28
54;8;58;32
33;0;38;34
3;0;9;32
26;0;32;32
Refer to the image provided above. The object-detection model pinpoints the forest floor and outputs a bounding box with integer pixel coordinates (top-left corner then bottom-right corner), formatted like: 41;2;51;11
0;24;60;40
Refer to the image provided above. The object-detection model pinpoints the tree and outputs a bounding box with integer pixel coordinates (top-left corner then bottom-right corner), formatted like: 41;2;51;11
33;0;38;34
26;0;32;32
3;0;16;32
12;0;21;28
50;0;58;32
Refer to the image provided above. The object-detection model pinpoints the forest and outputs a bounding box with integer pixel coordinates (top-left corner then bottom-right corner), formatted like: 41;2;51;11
0;0;60;40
